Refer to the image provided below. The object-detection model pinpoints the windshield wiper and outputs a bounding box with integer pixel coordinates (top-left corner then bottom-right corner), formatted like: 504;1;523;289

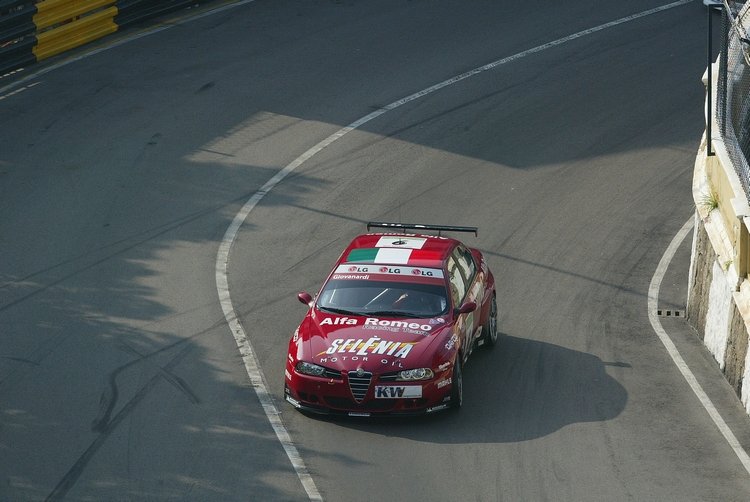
319;306;362;316
366;310;420;318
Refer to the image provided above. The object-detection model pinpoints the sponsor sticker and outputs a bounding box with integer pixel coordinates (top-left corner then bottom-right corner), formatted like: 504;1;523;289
374;385;422;399
320;317;358;326
286;395;301;408
436;378;452;389
320;316;431;336
426;404;450;413
445;333;458;351
317;336;417;359
334;264;444;279
331;274;369;280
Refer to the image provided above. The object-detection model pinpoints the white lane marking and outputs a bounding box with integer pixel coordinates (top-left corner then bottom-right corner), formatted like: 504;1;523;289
648;217;750;476
0;81;40;101
216;258;323;501
214;2;694;499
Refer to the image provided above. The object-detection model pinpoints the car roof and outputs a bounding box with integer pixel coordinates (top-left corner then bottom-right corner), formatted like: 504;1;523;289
340;233;459;269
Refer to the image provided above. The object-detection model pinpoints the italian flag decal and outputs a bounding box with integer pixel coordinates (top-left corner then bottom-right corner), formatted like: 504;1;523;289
347;247;442;264
347;248;411;264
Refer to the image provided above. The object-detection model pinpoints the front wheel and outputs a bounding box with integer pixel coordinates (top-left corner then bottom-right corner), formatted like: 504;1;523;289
450;358;463;409
482;292;498;347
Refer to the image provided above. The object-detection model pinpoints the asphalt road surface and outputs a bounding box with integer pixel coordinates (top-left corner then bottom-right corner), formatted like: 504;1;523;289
2;0;750;500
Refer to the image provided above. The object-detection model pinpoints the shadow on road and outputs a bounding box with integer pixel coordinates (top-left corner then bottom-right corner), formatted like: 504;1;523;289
303;334;628;443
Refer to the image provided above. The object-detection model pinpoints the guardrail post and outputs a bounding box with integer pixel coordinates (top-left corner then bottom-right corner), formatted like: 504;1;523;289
708;3;715;156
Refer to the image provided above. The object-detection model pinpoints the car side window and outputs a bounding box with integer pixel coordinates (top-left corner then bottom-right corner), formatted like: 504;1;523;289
447;255;468;306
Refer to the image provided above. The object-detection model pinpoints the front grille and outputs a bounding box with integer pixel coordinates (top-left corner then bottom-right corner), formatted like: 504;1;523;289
378;372;399;382
323;368;343;379
347;370;372;402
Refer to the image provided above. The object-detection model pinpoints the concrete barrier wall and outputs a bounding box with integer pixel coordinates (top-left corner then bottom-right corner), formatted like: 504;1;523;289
690;61;750;412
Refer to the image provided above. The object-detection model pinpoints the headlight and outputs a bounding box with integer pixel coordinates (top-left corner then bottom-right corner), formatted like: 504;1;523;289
296;361;326;377
396;368;434;381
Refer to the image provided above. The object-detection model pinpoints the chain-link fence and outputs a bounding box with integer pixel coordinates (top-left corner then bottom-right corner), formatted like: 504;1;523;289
716;2;750;199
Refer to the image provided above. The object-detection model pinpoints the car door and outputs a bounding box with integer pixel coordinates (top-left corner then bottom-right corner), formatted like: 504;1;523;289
452;246;484;346
447;248;479;357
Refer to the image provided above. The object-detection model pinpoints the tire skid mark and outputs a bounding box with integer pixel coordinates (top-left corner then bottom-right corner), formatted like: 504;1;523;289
90;341;198;434
90;323;225;432
51;316;227;498
0;356;40;366
119;342;201;405
0;333;71;391
48;344;194;502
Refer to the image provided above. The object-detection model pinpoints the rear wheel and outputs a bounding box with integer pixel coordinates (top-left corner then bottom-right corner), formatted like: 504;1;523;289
482;292;498;347
450;358;463;409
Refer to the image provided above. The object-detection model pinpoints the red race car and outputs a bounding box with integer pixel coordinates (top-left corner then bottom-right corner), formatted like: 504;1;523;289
284;222;497;417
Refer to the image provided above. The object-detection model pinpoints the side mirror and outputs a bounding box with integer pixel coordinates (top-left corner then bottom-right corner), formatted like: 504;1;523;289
297;292;313;307
455;301;477;316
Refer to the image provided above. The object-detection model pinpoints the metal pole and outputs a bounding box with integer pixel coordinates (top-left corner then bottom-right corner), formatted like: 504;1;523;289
708;4;715;157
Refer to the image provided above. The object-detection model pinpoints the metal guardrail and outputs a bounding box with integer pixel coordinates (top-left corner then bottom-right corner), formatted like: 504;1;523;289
0;0;209;76
0;0;37;74
716;2;750;202
33;0;117;61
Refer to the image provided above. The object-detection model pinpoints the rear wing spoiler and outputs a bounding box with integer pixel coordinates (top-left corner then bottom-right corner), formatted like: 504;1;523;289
366;221;478;237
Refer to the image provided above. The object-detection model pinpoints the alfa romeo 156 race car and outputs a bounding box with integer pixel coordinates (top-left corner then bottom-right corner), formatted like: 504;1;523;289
284;222;497;417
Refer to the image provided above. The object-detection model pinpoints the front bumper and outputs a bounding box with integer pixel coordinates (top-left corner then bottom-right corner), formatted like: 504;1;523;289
284;369;454;417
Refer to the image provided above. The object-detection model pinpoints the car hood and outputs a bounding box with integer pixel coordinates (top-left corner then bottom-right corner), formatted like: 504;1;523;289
298;308;453;373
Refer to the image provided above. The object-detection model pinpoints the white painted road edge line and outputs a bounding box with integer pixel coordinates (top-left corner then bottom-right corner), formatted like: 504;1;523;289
214;1;695;500
648;216;750;475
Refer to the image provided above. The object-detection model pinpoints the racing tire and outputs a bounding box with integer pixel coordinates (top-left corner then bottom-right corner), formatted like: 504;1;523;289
450;358;463;409
482;292;498;347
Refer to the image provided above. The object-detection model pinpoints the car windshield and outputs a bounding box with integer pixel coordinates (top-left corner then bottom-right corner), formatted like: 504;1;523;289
317;279;449;318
